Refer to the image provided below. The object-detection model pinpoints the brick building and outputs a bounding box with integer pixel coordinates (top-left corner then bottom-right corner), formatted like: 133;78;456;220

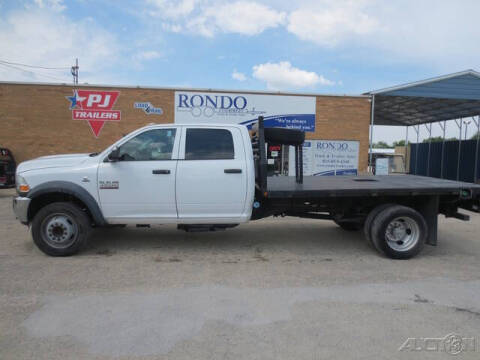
0;82;371;173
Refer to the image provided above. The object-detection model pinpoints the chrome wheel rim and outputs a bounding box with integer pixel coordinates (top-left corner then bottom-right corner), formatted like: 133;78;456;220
41;213;78;249
385;216;419;252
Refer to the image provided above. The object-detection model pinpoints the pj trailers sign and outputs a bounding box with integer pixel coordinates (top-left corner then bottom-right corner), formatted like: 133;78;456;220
66;90;121;137
174;91;316;132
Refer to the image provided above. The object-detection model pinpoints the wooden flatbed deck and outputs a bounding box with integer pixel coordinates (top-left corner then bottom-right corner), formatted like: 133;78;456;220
267;175;480;198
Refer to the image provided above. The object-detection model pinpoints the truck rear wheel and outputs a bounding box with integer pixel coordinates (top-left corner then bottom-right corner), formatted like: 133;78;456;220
363;203;394;245
31;202;92;256
370;205;427;259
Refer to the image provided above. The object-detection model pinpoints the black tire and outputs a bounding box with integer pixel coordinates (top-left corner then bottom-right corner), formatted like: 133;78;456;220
370;205;427;259
264;128;305;146
363;203;394;245
31;202;92;256
335;220;363;231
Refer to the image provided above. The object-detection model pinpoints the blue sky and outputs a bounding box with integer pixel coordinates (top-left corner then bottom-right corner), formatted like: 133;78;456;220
1;0;479;142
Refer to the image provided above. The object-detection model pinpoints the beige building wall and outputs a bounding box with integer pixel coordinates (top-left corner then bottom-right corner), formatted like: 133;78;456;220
0;83;371;171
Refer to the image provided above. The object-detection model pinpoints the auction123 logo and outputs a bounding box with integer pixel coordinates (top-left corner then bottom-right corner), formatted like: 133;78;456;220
66;90;121;137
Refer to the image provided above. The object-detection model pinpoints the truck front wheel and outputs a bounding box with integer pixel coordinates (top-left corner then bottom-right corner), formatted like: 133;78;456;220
370;205;427;259
31;202;92;256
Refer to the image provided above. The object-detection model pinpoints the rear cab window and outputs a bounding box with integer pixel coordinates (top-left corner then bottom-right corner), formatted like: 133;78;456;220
185;128;235;160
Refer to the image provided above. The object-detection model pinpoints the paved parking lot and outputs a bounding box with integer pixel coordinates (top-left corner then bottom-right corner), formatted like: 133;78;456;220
1;187;480;359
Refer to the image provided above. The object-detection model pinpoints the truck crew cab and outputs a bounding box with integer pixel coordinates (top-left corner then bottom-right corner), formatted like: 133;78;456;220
13;117;480;259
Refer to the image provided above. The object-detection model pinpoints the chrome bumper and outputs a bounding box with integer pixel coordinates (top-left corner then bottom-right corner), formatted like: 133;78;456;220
12;196;31;224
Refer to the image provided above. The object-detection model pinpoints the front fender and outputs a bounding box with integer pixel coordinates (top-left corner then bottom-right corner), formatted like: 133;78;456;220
27;181;106;225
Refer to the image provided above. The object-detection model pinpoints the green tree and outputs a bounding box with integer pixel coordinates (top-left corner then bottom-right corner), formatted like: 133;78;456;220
373;141;392;149
393;140;407;147
471;131;480;140
422;136;457;143
422;136;444;143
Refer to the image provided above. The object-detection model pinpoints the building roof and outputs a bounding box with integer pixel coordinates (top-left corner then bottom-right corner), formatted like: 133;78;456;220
365;70;480;126
0;80;367;99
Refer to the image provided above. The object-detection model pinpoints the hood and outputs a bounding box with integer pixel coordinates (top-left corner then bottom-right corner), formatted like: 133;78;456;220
16;153;92;173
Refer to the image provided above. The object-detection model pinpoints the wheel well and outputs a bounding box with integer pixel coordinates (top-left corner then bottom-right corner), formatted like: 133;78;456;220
28;192;95;225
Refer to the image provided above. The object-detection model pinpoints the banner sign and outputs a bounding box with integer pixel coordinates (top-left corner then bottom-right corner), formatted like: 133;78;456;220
66;90;121;137
174;91;316;132
134;102;163;115
289;140;359;176
375;158;389;175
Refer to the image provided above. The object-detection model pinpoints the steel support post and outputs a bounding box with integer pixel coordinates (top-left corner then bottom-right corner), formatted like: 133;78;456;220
404;126;409;173
455;119;462;181
414;125;420;175
439;121;446;179
425;123;432;176
368;95;375;174
473;116;479;183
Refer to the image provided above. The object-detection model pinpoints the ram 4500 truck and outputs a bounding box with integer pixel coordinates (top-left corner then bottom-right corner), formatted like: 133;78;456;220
12;117;480;259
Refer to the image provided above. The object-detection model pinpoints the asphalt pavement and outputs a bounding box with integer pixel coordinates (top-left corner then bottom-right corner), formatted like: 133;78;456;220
1;187;479;359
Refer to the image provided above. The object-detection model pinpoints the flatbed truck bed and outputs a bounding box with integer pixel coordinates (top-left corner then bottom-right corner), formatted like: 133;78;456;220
267;174;480;198
250;116;480;259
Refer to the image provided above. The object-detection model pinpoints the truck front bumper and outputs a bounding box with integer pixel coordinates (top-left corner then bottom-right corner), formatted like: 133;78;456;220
13;196;31;224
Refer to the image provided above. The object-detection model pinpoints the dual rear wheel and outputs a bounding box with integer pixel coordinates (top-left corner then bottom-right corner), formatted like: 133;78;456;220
337;204;427;259
369;205;427;259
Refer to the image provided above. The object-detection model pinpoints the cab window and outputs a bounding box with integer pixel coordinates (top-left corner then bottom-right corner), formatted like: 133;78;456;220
118;129;176;161
185;128;234;160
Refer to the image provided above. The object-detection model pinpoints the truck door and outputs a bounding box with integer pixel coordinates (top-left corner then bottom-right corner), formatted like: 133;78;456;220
98;127;180;222
176;127;247;221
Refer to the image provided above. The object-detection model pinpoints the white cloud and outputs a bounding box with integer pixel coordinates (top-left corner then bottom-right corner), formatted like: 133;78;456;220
287;0;378;47
33;0;66;12
0;5;119;83
148;0;285;37
252;61;334;90
147;0;198;19
161;23;182;33
284;0;480;70
199;1;286;36
134;50;162;61
232;69;246;81
368;0;480;69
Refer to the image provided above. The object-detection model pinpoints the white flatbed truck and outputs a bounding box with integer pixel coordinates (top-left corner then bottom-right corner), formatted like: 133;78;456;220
12;116;480;258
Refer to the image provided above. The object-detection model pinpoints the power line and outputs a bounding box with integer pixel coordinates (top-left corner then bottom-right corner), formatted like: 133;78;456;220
0;59;70;70
0;62;69;82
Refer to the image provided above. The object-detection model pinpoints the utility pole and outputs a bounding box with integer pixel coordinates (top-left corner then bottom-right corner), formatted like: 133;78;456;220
71;58;79;85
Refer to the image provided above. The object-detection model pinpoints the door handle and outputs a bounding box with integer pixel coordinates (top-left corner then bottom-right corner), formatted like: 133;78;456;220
152;169;171;174
224;169;242;174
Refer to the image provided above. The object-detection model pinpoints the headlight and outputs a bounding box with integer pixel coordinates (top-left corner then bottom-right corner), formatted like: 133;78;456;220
16;174;30;194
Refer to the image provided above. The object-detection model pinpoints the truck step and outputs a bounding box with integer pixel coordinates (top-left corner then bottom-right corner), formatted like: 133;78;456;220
177;224;238;232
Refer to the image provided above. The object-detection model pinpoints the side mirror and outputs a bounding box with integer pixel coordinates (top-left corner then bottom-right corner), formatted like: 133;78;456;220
108;147;120;162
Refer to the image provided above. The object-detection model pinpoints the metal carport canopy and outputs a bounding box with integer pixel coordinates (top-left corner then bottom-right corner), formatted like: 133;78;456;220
365;70;480;126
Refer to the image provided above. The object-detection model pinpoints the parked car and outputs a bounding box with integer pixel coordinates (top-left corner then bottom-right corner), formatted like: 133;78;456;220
0;147;16;188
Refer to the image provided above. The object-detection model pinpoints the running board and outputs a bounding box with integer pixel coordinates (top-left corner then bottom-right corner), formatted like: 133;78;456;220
177;224;238;232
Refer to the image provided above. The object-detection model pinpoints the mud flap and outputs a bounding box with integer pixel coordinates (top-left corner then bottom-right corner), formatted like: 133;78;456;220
418;196;439;246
